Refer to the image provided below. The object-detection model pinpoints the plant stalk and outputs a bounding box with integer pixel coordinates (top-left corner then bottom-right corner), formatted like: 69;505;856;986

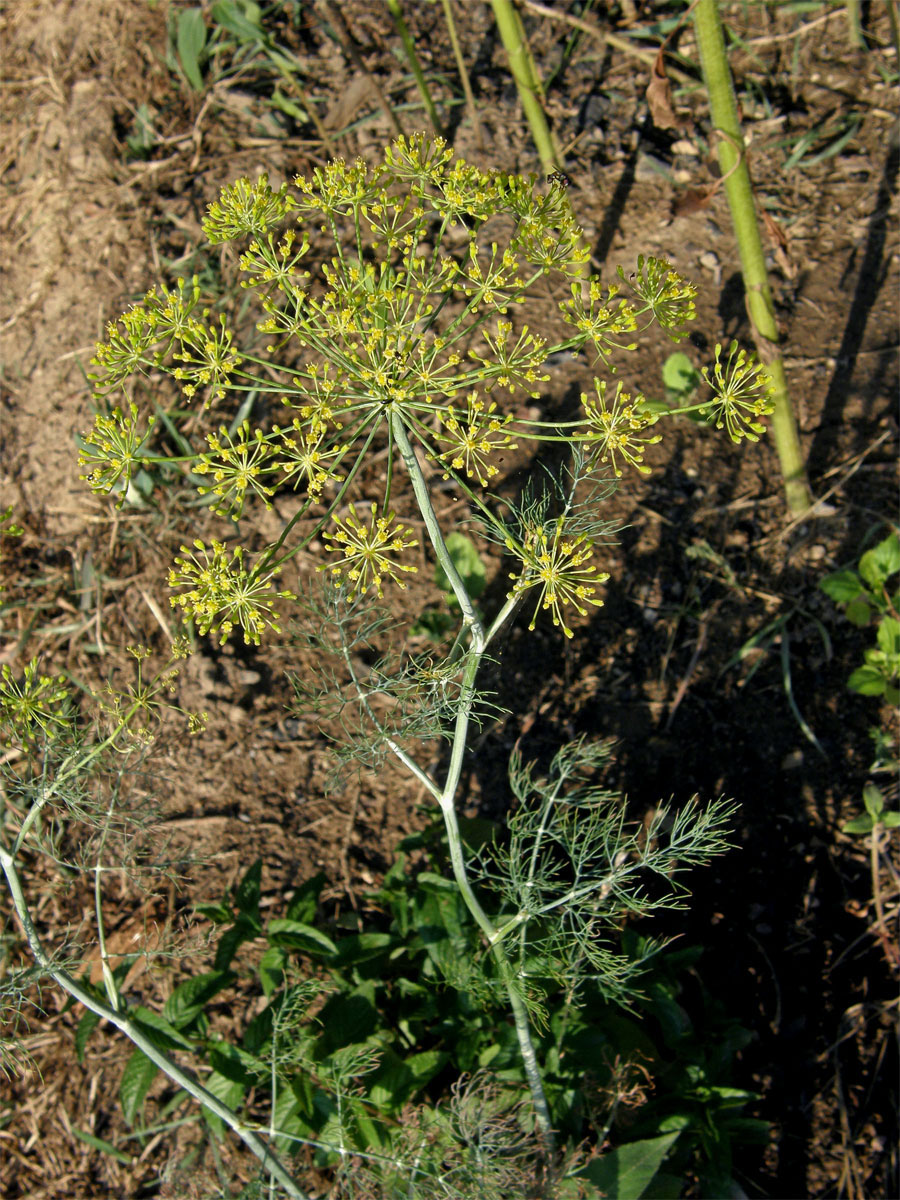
389;410;556;1152
0;841;308;1199
386;0;444;136
489;0;559;173
693;0;811;516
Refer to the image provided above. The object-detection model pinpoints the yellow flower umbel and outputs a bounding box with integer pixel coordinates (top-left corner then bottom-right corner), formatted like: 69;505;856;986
79;402;156;505
193;420;278;519
581;380;662;477
169;540;295;645
700;341;776;443
506;521;610;639
433;392;518;486
320;504;418;598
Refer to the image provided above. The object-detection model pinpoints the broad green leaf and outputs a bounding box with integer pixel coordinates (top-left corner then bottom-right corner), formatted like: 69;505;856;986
404;1048;448;1086
285;871;327;923
119;1047;159;1124
177;7;207;92
75;1008;101;1062
662;351;699;394
267;918;337;957
882;811;900;829
163;970;234;1030
434;532;487;599
208;1040;263;1087
366;1047;412;1113
845;595;873;628
876;616;900;656
578;1132;681;1198
863;784;885;818
329;932;395;967
848;664;887;696
316;987;378;1052
859;532;900;588
133;1006;195;1051
200;1067;245;1140
271;1078;305;1153
195;899;233;924
258;944;287;996
415;870;457;894
214;914;258;970
233;858;262;926
843;813;875;834
819;569;864;604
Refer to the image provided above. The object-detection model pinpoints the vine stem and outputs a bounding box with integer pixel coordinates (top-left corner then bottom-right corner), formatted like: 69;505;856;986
0;839;308;1200
389;411;556;1154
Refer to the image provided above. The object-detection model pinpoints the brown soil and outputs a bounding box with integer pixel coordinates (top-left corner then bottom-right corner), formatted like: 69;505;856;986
1;2;897;1198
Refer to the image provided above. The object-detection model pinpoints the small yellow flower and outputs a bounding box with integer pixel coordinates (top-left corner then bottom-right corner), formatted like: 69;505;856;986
433;392;518;486
581;380;661;477
507;521;609;639
169;540;294;646
700;341;776;443
319;504;418;598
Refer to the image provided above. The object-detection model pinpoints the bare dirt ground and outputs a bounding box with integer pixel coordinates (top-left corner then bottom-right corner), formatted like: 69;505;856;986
1;1;897;1197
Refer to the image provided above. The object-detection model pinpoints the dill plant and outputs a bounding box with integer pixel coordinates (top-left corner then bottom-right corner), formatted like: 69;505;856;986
2;135;777;1196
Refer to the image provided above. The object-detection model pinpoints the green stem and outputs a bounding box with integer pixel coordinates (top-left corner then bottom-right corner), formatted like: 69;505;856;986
388;409;556;1152
0;841;307;1200
489;0;559;173
693;0;811;516
386;0;445;136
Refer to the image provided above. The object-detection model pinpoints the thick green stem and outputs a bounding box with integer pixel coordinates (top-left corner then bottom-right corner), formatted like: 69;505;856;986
693;0;811;516
0;841;307;1200
489;0;559;173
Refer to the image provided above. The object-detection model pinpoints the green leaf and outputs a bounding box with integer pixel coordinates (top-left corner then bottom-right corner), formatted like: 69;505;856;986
177;7;207;93
819;568;864;604
163;970;234;1030
842;813;875;835
434;533;487;600
75;1008;101;1063
876;616;900;657
70;1126;132;1165
214;914;258;970
210;0;264;42
863;784;885;819
267;919;337;957
208;1040;263;1087
233;859;263;927
882;811;900;829
848;664;888;696
329;932;395;967
195;899;233;925
578;1132;681;1198
285;872;327;923
258;944;287;996
845;595;873;628
405;1048;448;1086
133;1006;196;1052
661;351;699;396
119;1047;159;1125
859;532;900;588
415;870;457;894
201;1067;245;1141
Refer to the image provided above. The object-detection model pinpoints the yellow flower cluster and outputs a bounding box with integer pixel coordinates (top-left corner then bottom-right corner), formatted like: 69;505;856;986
507;522;610;640
319;504;419;598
